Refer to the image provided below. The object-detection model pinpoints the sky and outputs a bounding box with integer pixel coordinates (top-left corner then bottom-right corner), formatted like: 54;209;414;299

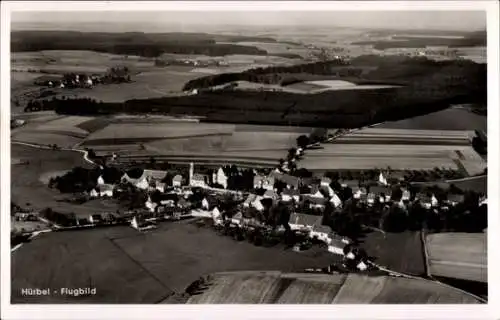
12;11;486;32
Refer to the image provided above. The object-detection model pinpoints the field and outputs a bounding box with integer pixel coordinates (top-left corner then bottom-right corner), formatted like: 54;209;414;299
185;271;482;304
377;108;487;132
425;233;487;283
11;113;94;148
300;128;485;175
12;221;342;303
360;231;426;276
11;144;122;217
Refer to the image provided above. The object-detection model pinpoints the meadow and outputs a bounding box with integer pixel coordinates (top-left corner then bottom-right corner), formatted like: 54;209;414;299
11;221;342;303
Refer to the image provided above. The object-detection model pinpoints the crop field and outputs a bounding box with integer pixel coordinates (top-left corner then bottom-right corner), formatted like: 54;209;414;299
377;108;487;131
11;144;121;217
11;115;95;148
360;231;426;276
425;233;487;283
12;221;342;303
112;221;341;295
11;227;170;303
185;271;482;304
300;128;485;173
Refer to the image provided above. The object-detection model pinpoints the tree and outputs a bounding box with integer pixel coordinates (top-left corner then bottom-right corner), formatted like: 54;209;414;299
310;128;328;143
296;135;310;149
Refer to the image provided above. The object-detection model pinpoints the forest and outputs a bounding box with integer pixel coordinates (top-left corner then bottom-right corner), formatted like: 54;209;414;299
11;30;276;57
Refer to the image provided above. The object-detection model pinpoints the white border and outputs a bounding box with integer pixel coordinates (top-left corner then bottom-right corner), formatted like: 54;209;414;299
1;1;499;320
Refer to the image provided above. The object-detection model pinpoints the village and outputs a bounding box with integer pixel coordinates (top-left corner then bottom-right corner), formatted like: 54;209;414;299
12;129;488;275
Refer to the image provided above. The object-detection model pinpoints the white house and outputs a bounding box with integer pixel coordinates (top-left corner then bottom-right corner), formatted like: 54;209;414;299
288;213;322;231
231;212;243;226
97;175;105;185
330;192;342;208
378;172;388;186
251;197;265;212
309;224;332;243
89;189;99;198
191;173;207;188
201;198;210;210
320;177;332;187
327;234;351;255
215;168;228;189
145;196;157;212
212;207;223;225
401;189;411;201
156;182;166;193
310;190;325;199
98;184;114;197
282;189;300;203
352;186;367;200
172;175;183;187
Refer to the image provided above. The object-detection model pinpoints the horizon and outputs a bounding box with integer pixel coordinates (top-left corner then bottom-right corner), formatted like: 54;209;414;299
11;11;486;33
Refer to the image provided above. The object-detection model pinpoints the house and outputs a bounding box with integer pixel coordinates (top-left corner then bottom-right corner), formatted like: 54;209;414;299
97;184;114;197
253;175;275;190
303;195;327;210
89;214;102;224
230;212;243;226
269;171;300;189
191;173;207;188
288;213;322;231
401;189;411;201
329;192;343;208
89;189;99;198
446;194;465;206
155;182;166;193
177;198;191;210
143;169;167;181
309;190;325;199
282;189;300;203
309;224;332;243
201;198;210;210
172;175;183;187
352;186;367;200
320;177;332;187
327;234;351;255
378;172;388;186
366;193;377;206
214;168;228;189
130;216;157;231
339;180;359;189
417;193;438;209
479;196;487;207
251;197;265;212
212;207;223;225
263;189;278;200
145;196;157;212
243;194;257;208
97;175;106;185
319;185;336;198
369;186;392;203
